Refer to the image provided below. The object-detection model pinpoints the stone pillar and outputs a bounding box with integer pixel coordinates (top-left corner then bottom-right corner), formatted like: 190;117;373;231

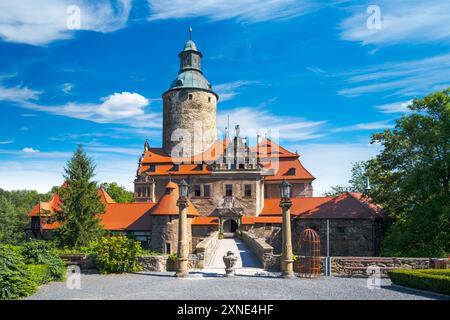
175;198;189;277
280;199;295;278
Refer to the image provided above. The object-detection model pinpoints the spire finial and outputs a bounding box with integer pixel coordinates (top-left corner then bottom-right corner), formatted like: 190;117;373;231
189;27;192;40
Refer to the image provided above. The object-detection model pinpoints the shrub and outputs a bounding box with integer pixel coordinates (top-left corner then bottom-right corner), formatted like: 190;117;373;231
388;269;450;295
22;241;66;281
27;264;52;286
94;236;142;274
0;244;38;300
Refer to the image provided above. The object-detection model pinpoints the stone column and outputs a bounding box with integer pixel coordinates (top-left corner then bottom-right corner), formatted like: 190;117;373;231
280;199;295;278
175;198;189;277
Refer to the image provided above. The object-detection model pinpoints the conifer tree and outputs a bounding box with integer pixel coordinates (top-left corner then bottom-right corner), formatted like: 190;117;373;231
56;145;105;247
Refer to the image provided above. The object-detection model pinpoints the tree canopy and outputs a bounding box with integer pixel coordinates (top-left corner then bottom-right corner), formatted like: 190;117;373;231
100;182;134;203
323;161;368;197
367;88;449;257
55;145;105;247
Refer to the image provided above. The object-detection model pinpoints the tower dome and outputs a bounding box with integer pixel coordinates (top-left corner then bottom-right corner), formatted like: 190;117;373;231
162;32;218;157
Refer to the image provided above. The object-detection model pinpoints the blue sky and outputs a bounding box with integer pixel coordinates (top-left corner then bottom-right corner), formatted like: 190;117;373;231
0;0;449;195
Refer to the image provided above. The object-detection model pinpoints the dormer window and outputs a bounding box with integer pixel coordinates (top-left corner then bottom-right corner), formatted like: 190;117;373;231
149;164;156;172
173;164;179;171
288;168;296;175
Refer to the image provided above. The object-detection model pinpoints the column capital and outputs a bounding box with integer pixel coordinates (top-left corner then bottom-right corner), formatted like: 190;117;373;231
279;198;292;209
176;198;189;209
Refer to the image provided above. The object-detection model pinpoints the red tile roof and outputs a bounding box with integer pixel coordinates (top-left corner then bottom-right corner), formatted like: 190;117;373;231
138;139;314;181
262;158;314;181
149;182;200;216
297;192;382;220
192;216;219;225
260;197;333;216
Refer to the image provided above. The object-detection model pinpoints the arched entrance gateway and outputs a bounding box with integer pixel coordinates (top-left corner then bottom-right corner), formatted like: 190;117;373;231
223;219;238;233
217;196;244;237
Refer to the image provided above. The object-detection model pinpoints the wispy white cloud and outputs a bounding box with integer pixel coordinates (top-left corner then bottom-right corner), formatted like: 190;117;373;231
0;139;14;145
340;1;450;45
218;106;327;141
0;85;41;103
291;142;381;196
332;120;394;133
148;0;316;23
21;147;39;153
20;91;162;128
338;54;450;97
0;0;131;46
214;80;258;102
375;100;413;114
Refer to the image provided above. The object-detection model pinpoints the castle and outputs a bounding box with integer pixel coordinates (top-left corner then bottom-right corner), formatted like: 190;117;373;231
26;36;383;257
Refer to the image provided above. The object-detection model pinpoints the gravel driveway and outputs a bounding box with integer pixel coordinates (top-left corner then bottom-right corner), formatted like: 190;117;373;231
25;271;447;300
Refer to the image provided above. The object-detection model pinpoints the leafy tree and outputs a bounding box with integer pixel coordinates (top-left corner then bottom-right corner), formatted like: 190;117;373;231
100;182;134;203
323;161;368;197
55;145;105;247
367;88;449;257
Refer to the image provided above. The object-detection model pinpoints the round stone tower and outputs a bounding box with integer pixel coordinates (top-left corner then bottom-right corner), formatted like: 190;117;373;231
162;35;218;157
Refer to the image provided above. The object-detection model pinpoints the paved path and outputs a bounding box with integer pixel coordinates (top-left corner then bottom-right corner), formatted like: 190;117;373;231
25;272;448;300
207;238;261;269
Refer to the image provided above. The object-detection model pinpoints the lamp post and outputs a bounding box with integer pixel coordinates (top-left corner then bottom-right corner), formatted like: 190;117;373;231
175;179;189;278
279;180;295;279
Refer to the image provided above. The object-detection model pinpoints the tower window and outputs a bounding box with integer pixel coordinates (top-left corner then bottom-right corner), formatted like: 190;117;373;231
336;227;346;236
188;94;193;100
288;168;296;175
244;184;252;197
165;243;171;254
208;97;211;103
225;184;233;197
204;185;211;198
194;184;201;197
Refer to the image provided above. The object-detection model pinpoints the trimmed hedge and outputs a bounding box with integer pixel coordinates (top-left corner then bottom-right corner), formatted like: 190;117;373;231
388;269;450;295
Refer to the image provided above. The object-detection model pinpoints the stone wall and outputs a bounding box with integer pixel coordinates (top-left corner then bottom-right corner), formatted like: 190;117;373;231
292;218;382;257
250;224;282;253
195;231;219;268
241;231;278;270
162;89;217;156
264;181;313;198
150;216;193;254
152;175;263;217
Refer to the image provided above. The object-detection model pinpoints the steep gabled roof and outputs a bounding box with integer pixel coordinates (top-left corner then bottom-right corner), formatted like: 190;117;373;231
297;192;382;220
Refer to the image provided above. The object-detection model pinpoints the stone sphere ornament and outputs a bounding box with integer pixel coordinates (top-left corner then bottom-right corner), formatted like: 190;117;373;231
223;251;238;277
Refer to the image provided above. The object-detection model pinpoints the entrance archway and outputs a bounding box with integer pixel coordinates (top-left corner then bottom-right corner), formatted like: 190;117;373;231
223;219;238;233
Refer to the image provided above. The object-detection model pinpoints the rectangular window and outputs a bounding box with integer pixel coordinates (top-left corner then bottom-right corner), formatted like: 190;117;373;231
165;243;171;254
173;164;179;171
188;94;193;100
244;184;252;197
336;227;345;236
194;184;201;197
203;185;211;198
149;164;156;172
225;184;233;196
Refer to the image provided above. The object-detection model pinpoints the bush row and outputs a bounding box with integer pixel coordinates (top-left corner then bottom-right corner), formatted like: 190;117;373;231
388;269;450;295
0;242;66;300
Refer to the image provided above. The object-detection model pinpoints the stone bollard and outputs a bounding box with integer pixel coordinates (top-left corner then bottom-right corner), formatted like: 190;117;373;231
223;251;238;277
